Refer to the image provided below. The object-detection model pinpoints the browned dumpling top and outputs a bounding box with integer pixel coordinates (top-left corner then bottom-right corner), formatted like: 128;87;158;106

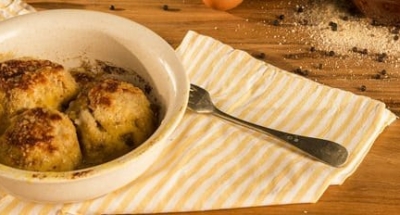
0;59;78;119
0;108;82;172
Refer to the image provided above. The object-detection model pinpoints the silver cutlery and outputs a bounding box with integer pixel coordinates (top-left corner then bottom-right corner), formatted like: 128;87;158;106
187;84;348;167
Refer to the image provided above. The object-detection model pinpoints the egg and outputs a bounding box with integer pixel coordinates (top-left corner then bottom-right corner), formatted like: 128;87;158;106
202;0;243;11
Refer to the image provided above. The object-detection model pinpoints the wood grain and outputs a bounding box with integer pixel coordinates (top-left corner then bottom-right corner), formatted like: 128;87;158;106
24;0;400;214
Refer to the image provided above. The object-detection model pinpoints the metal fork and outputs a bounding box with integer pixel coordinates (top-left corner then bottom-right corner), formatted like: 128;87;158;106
187;84;348;167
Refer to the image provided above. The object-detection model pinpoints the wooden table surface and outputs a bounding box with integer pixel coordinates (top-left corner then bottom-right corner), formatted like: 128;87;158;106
26;0;400;214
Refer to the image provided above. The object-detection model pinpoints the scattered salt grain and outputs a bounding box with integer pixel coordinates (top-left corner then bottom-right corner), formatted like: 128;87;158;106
294;0;400;59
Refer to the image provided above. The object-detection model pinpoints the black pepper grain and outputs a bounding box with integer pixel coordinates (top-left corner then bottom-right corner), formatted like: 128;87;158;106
109;5;115;10
328;51;335;56
162;4;180;11
361;49;368;55
278;14;285;20
351;47;369;55
373;74;382;79
360;85;367;92
273;19;280;26
297;5;304;13
329;21;338;31
379;70;389;79
377;53;387;62
294;68;309;76
394;35;399;41
310;46;316;52
252;51;266;59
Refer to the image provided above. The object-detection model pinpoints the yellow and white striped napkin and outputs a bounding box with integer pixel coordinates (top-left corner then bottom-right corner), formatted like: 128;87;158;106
0;0;35;20
0;30;397;214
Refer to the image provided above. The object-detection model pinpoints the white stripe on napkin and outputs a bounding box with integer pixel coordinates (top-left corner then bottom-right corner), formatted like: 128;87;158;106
0;30;396;214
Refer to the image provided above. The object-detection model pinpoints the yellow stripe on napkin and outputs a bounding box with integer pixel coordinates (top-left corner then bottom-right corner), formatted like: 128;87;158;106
0;31;396;214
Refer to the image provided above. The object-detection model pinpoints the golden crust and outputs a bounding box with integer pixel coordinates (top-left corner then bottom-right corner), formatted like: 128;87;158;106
0;59;62;90
0;59;78;116
0;108;82;171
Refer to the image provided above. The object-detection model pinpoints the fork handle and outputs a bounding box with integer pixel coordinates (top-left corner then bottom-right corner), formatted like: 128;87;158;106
212;108;348;167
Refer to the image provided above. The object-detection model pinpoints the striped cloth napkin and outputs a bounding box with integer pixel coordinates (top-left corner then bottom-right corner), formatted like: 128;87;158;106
0;0;35;20
0;12;397;214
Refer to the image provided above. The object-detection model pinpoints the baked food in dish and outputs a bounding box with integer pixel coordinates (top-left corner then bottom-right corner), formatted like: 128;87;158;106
0;58;158;170
66;78;157;165
0;59;78;133
0;108;82;171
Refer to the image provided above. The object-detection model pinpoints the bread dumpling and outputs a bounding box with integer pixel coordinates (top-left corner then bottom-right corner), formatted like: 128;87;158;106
0;59;78;133
67;78;157;165
0;108;82;172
